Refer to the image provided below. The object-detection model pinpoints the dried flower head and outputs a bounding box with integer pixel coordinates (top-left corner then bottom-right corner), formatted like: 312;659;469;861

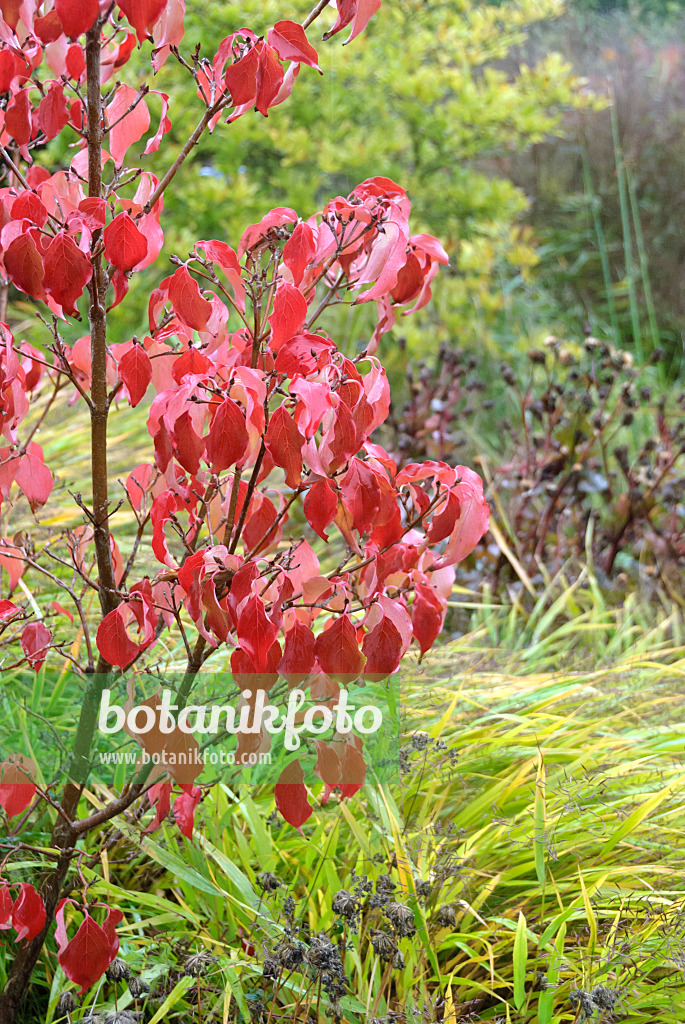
56;992;77;1014
384;901;416;937
104;1013;141;1024
370;929;398;962
257;871;281;892
274;939;306;970
434;903;457;928
127;976;149;998
332;889;359;919
262;952;281;980
183;950;219;976
106;958;131;983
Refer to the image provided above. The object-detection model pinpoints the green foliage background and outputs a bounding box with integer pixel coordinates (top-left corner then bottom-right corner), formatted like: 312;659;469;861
93;0;596;368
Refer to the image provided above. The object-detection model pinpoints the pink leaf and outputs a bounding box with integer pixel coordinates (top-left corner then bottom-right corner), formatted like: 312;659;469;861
15;444;53;511
107;84;150;167
267;21;320;70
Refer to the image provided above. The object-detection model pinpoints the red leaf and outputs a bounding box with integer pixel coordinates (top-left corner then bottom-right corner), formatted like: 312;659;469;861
0;756;36;818
0;0;21;31
314;614;365;683
282;222;315;287
279;620;315;687
412;584;444;655
168;266;211;332
33;10;63;43
267;21;320;69
265;406;304;489
56;905;119;993
0;50;15;92
15;444;53;511
65;43;86;79
4;235;46;302
303;479;337;541
0;885;12;928
172;410;205;475
118;344;152;407
37;82;69;140
224;44;259;108
11;884;46;942
324;0;381;44
0;599;19;621
117;0;166;42
236;595;278;673
96;607;139;668
204;397;248;473
362;616;402;681
78;197;107;230
20;622;51;671
338;741;366;798
103;212;149;272
268;281;307;350
255;43;284;117
239;207;297;256
11;191;48;227
197;239;245;310
55;0;98;37
5;89;32;148
43;231;93;316
426;490;461;545
275;759;312;830
439;468;490;565
174;786;202;840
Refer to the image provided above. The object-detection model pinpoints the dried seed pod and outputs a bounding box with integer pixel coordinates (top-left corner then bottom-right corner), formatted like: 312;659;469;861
256;871;281;892
370;929;397;962
384;901;416;937
106;958;131;982
127;976;149;998
434;903;457;928
183;950;219;976
332;889;359;919
56;992;77;1014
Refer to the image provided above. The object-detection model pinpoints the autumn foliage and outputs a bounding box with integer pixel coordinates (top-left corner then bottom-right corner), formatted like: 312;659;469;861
0;0;488;1016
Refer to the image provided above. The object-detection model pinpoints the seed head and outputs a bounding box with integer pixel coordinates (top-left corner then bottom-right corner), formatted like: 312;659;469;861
183;950;219;976
384;901;416;937
332;889;359;919
274;939;305;970
127;976;149;998
56;992;77;1014
434;903;457;928
257;871;281;892
370;929;397;962
106;958;131;983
